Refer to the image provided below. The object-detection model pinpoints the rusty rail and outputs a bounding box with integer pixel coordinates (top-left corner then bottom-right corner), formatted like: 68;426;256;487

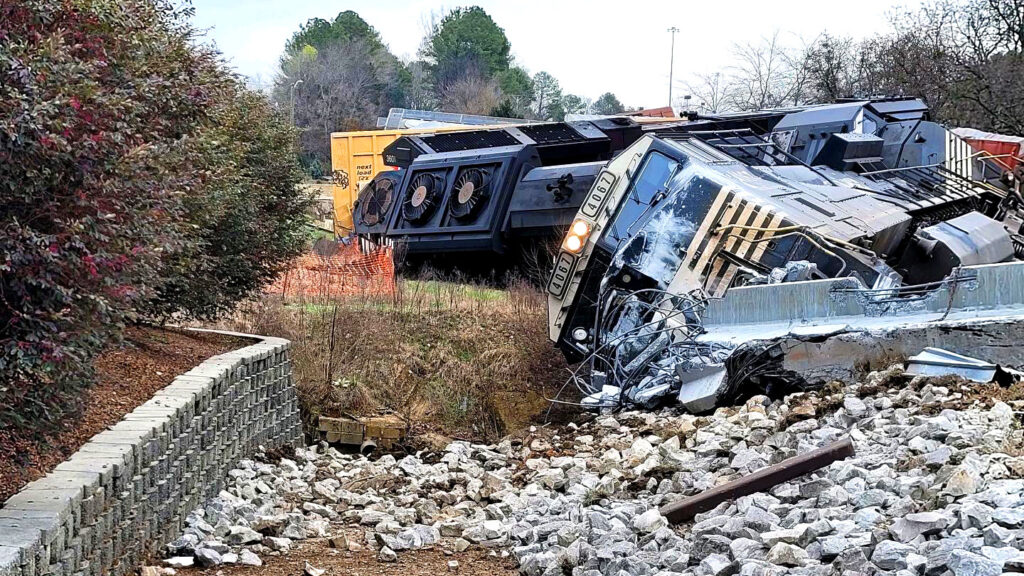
659;437;855;524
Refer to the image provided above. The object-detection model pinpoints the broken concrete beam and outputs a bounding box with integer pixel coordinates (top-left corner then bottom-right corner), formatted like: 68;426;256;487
675;364;728;413
780;319;1024;386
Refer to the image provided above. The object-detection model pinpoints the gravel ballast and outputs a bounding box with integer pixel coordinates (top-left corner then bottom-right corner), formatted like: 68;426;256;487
165;367;1024;576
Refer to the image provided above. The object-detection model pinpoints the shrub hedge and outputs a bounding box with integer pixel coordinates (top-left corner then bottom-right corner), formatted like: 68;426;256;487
0;0;310;431
143;87;310;321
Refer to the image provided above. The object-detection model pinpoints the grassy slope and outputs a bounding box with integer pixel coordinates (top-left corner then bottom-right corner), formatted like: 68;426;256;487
219;278;572;442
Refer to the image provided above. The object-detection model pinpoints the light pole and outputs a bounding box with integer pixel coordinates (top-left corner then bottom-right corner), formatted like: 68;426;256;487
290;79;304;126
668;27;679;109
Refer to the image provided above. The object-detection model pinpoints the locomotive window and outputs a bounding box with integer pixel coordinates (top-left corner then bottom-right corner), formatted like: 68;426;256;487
603;151;680;246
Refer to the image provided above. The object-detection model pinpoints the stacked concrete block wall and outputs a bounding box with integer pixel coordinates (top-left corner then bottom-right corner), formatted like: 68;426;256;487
0;331;303;576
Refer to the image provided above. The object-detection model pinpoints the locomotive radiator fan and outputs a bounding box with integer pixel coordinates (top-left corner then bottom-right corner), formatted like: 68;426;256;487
401;172;445;224
449;166;494;220
357;176;396;227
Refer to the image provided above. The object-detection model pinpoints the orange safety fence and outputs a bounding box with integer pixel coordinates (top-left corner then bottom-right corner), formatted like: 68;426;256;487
268;241;396;298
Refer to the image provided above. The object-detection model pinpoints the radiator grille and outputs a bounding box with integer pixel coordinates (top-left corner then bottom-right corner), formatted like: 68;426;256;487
421;130;519;152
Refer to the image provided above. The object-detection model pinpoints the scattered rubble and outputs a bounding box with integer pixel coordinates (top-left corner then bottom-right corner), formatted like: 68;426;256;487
165;369;1024;576
660;437;855;524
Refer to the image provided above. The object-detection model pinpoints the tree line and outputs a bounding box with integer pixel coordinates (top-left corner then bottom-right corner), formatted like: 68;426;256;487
272;7;629;174
680;0;1023;135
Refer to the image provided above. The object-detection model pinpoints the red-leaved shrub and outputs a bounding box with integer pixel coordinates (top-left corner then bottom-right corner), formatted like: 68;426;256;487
0;0;308;431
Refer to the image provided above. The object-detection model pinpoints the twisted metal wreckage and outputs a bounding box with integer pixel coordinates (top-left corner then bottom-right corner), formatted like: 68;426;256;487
351;97;1024;413
543;99;1024;412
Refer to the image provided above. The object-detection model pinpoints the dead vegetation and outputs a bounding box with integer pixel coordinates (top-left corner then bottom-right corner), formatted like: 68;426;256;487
216;273;572;443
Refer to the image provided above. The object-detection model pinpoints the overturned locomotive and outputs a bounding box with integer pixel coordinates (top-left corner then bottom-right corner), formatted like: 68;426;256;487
545;99;1024;411
352;118;645;270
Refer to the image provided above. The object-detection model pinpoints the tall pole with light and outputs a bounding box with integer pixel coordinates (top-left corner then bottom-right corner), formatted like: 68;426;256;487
290;79;304;127
668;27;679;109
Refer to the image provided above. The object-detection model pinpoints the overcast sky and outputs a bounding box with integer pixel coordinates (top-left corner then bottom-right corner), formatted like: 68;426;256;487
190;0;919;108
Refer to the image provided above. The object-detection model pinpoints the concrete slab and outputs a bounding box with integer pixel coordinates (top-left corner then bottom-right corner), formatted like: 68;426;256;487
0;546;25;576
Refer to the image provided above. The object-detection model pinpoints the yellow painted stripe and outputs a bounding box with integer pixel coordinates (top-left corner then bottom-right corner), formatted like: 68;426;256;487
706;202;760;294
712;209;781;296
689;195;744;283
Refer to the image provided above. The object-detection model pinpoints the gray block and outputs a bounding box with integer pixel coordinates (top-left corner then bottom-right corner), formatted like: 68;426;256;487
0;510;64;548
0;546;23;576
2;332;295;576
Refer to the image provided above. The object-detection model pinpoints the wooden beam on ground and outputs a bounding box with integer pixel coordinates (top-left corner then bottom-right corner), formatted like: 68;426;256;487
659;436;856;524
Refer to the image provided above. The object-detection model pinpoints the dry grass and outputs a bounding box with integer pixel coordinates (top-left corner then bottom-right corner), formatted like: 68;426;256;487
214;273;572;442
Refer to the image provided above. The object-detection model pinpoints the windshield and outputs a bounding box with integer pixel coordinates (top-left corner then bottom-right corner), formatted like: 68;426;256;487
600;150;724;285
602;151;681;248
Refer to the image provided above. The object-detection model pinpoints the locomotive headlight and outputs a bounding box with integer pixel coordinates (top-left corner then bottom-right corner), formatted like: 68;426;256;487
571;219;590;237
563;219;592;254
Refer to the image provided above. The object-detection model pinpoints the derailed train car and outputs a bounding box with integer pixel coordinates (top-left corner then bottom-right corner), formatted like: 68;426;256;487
352;118;644;269
545;99;1024;411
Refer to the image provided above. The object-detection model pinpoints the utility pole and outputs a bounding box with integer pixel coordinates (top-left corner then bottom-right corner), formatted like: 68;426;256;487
668;27;679;109
290;79;303;126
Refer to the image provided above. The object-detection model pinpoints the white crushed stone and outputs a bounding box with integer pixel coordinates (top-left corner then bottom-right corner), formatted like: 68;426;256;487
165;368;1024;576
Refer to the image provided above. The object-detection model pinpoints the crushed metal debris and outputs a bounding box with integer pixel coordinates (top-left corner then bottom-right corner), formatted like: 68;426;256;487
906;347;999;382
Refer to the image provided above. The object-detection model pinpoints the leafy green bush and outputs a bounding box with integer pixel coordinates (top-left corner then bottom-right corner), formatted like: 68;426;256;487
0;0;308;431
144;88;310;321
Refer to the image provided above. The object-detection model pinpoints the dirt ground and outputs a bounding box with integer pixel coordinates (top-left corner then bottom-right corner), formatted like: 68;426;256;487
0;326;242;503
176;537;518;576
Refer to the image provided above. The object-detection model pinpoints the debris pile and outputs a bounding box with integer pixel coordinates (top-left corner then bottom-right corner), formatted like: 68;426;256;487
165;369;1024;575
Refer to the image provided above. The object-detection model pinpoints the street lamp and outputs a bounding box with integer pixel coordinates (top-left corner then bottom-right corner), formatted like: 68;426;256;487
290;79;304;126
668;27;679;109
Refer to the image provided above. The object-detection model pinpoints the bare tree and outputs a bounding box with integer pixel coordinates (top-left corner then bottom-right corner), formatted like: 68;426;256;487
404;60;437;110
679;33;809;114
921;0;1022;62
783;35;817;106
802;33;859;101
984;0;1024;52
282;40;383;167
439;71;501;115
875;0;1024;133
728;32;802;110
417;9;445;58
680;72;736;113
677;1;1023;134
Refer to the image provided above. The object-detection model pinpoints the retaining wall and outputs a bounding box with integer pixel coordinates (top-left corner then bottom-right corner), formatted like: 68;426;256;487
0;330;303;576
